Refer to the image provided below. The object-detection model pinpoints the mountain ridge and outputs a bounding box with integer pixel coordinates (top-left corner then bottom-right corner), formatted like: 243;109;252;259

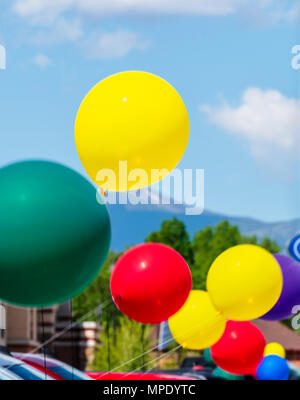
106;199;298;251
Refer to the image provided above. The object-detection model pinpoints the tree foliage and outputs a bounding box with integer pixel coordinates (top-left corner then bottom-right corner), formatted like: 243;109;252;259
91;318;152;372
145;217;193;265
72;251;120;322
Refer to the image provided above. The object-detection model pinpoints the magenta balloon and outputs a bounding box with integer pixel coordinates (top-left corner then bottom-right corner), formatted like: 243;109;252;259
260;254;300;321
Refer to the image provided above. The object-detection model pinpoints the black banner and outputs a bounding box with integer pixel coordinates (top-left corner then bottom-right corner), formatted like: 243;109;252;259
1;379;298;398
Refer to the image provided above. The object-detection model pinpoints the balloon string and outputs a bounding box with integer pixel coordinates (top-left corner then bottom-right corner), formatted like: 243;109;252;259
70;300;74;380
41;308;47;380
106;311;111;370
100;318;209;378
120;344;182;380
143;345;183;376
117;317;225;380
141;324;145;371
98;329;177;378
143;345;182;375
115;320;210;379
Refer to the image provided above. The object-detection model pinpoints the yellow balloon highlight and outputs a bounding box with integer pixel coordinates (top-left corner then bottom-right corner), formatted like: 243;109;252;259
206;245;283;321
264;343;286;358
168;290;226;350
75;71;189;191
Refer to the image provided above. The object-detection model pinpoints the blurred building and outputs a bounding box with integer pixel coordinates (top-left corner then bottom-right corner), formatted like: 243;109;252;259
53;302;101;370
0;302;101;370
0;303;6;348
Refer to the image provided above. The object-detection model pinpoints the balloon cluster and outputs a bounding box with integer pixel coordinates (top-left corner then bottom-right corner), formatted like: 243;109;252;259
0;70;297;381
201;249;300;380
168;245;282;358
80;72;295;380
110;242;299;380
74;71;296;381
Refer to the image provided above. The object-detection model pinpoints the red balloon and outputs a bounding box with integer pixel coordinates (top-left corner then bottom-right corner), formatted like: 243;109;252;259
211;321;265;376
110;243;192;324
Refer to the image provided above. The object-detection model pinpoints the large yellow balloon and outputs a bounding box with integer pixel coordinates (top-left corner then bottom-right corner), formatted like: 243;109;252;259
206;245;283;321
168;290;226;350
264;343;286;358
75;71;189;191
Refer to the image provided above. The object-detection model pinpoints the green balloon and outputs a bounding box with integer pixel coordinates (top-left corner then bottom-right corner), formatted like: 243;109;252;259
0;161;111;307
213;367;244;380
204;348;216;367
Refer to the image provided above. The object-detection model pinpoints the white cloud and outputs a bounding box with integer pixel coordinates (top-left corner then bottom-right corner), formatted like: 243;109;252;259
33;53;51;67
250;0;300;24
13;0;74;24
11;0;300;58
12;1;151;57
284;2;300;22
84;29;150;59
201;88;300;174
13;0;300;22
13;0;247;21
31;18;83;44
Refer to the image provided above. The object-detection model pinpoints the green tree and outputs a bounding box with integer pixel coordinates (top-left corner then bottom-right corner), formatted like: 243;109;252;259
91;317;152;372
72;251;120;323
258;237;280;253
192;221;241;289
145;217;193;265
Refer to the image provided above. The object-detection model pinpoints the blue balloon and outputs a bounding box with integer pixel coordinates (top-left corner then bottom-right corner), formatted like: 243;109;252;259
256;355;290;380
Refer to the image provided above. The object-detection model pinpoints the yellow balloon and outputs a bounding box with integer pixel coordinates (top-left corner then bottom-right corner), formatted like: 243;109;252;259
264;343;286;358
75;71;189;191
206;244;283;321
168;290;226;350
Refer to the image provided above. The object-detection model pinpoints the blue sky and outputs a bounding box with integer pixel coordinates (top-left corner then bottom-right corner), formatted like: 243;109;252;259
1;0;300;222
